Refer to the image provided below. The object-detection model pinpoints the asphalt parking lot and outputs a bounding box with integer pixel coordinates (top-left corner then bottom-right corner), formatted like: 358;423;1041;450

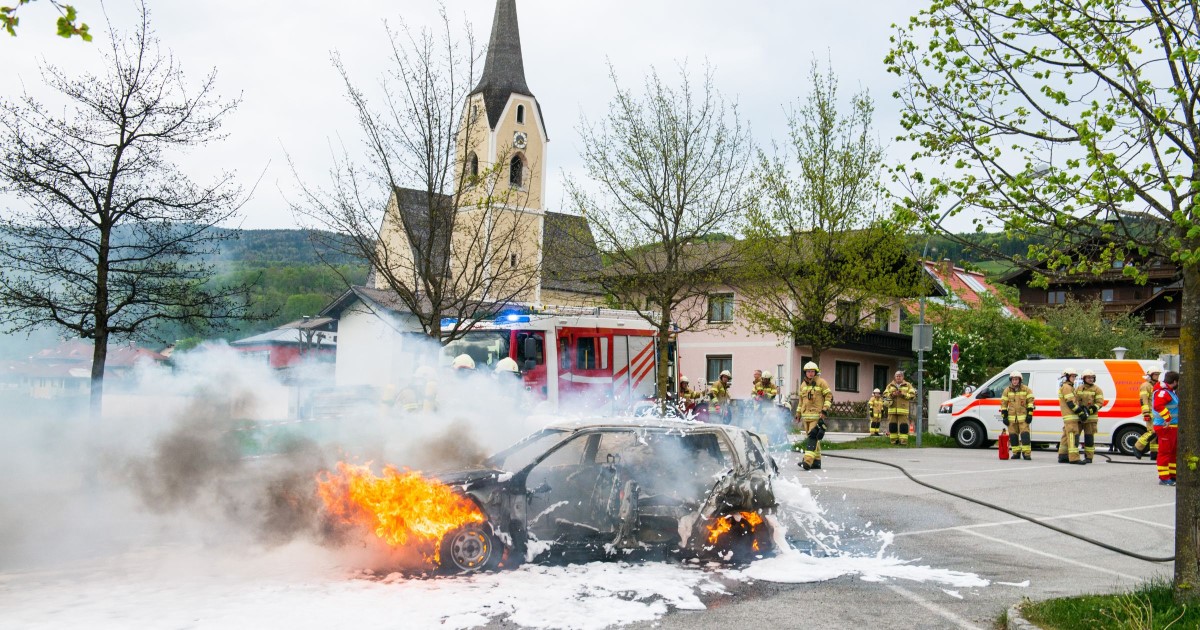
645;443;1176;630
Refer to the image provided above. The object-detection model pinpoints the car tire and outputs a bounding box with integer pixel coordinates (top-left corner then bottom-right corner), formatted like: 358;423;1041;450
1113;425;1145;457
952;419;986;449
439;523;502;574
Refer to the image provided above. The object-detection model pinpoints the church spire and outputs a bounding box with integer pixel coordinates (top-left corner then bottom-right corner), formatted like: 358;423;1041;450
472;0;533;129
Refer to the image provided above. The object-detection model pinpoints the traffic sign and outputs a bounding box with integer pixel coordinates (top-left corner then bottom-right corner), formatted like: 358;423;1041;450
949;364;959;381
950;342;960;365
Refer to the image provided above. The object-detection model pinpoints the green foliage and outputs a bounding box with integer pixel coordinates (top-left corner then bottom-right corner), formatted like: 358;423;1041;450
914;294;1052;389
815;433;957;450
1040;298;1159;360
740;61;924;363
2;0;90;40
1022;579;1197;630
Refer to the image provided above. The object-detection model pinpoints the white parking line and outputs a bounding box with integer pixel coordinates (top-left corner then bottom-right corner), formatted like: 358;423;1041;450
958;529;1145;581
1103;511;1175;530
896;502;1175;537
886;584;985;630
812;463;1063;486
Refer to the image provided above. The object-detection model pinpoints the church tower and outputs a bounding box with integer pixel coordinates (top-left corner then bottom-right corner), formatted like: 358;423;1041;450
456;0;547;302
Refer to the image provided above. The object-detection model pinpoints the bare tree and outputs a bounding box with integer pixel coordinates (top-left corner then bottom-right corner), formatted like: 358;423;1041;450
739;62;923;367
566;64;754;403
0;6;253;418
291;6;541;343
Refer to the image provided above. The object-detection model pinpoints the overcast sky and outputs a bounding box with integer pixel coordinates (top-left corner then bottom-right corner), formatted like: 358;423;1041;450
2;0;935;230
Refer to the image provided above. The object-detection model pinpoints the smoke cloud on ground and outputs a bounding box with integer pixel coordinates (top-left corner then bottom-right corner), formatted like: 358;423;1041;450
0;336;548;574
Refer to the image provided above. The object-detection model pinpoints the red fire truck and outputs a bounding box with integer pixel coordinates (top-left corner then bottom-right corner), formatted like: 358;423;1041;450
441;305;663;414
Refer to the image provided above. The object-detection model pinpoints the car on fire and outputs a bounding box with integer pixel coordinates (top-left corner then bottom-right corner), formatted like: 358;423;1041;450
432;418;780;573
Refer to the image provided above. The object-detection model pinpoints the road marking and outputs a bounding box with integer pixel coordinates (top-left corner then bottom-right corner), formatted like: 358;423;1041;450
1103;511;1175;530
813;464;1063;486
886;584;985;630
896;502;1175;537
958;529;1145;581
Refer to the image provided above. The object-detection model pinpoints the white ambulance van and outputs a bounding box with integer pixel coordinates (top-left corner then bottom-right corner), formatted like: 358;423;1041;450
931;358;1164;454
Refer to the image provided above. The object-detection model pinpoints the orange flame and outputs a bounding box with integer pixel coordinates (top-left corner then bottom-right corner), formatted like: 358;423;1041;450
705;511;764;545
315;462;484;549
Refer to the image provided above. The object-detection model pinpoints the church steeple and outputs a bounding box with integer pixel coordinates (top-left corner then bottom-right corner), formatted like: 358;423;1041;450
471;0;533;129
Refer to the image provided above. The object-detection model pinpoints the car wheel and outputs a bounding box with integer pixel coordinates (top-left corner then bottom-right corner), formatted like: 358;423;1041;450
952;419;986;449
1113;425;1145;457
439;524;502;574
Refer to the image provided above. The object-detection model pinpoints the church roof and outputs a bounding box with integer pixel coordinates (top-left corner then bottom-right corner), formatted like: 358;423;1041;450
470;0;546;134
542;212;603;295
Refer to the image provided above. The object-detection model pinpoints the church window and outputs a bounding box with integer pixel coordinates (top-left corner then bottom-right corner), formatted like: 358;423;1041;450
516;104;525;124
468;152;479;179
510;154;524;188
510;253;519;268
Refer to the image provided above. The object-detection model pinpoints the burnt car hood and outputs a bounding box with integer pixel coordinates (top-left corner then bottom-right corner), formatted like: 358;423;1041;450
431;467;511;489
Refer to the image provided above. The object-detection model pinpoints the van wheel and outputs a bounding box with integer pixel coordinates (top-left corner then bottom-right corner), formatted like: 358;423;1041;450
953;419;986;449
1113;425;1145;457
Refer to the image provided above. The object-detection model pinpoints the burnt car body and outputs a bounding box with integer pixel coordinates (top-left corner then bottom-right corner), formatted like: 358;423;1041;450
433;418;779;573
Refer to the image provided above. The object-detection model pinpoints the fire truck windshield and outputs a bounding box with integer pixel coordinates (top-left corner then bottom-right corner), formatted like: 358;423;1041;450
443;330;510;369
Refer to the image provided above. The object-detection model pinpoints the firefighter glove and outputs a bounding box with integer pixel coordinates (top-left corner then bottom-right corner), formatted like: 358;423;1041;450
819;410;828;420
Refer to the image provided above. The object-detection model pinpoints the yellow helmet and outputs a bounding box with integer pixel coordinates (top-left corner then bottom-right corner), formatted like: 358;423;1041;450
803;362;819;372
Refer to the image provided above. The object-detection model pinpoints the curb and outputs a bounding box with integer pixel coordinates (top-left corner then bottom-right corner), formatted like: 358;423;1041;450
1006;602;1039;630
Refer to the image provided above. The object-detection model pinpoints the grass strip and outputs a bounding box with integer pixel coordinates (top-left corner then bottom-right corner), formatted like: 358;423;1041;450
1021;580;1197;630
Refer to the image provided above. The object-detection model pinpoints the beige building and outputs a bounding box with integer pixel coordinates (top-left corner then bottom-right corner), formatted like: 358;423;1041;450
370;0;601;309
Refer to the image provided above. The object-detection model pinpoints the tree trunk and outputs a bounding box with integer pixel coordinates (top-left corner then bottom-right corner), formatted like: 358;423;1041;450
656;308;672;413
1175;256;1200;603
89;328;107;420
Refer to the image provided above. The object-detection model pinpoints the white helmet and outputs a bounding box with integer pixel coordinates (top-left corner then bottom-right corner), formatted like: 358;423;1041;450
451;354;476;370
803;362;819;372
1010;371;1022;380
1081;369;1096;378
1062;367;1078;377
719;370;732;379
679;375;690;384
872;388;881;394
1147;367;1162;376
494;357;519;374
761;371;774;381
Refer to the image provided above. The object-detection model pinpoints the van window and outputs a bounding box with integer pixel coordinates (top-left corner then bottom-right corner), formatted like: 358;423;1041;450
978;372;1031;399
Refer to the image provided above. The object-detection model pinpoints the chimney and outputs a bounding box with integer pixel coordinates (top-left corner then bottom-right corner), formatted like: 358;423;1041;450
940;258;953;278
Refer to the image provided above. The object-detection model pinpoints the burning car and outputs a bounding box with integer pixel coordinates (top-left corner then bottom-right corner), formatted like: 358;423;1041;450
430;419;779;573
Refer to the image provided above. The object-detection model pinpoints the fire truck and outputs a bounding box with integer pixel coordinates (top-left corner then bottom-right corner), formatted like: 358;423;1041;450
441;305;664;414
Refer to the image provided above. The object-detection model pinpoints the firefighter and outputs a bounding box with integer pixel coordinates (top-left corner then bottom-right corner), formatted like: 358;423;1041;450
796;362;832;470
494;356;521;378
451;353;476;371
678;376;704;415
868;389;885;436
750;371;778;430
1151;371;1179;485
1057;367;1086;464
1135;368;1162;460
751;369;763;394
709;370;733;424
395;365;438;413
883;370;916;445
1076;369;1106;464
1000;371;1036;461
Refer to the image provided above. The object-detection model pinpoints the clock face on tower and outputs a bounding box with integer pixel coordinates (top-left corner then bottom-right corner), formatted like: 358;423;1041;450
513;131;528;149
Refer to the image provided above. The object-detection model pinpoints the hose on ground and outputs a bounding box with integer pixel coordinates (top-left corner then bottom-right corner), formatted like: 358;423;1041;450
1098;453;1157;466
820;452;1176;563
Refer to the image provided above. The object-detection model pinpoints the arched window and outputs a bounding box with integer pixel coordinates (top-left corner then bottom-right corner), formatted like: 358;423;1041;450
509;154;524;188
468;152;479;180
516;104;525;124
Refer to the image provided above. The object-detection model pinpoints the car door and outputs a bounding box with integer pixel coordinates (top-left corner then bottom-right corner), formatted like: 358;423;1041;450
525;430;638;547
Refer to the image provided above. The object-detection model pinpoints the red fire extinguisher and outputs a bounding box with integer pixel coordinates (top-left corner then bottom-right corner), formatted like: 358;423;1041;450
998;430;1010;460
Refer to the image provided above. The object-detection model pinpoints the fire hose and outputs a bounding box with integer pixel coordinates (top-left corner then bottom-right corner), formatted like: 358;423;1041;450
819;452;1176;563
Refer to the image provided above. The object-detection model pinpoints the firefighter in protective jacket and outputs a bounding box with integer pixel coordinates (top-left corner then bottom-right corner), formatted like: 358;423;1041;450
868;389;885;436
1000;371;1035;460
796;362;832;470
1076;369;1106;463
1135;368;1162;459
883;371;916;445
709;370;733;424
1057;368;1086;464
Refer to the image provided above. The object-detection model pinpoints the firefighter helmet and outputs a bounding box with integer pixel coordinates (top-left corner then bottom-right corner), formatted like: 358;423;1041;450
803;362;819;372
679;375;690;384
719;370;732;379
494;357;519;374
872;388;881;394
761;371;774;381
1147;367;1162;376
1062;367;1078;376
1081;369;1096;378
1010;371;1022;380
451;354;476;370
